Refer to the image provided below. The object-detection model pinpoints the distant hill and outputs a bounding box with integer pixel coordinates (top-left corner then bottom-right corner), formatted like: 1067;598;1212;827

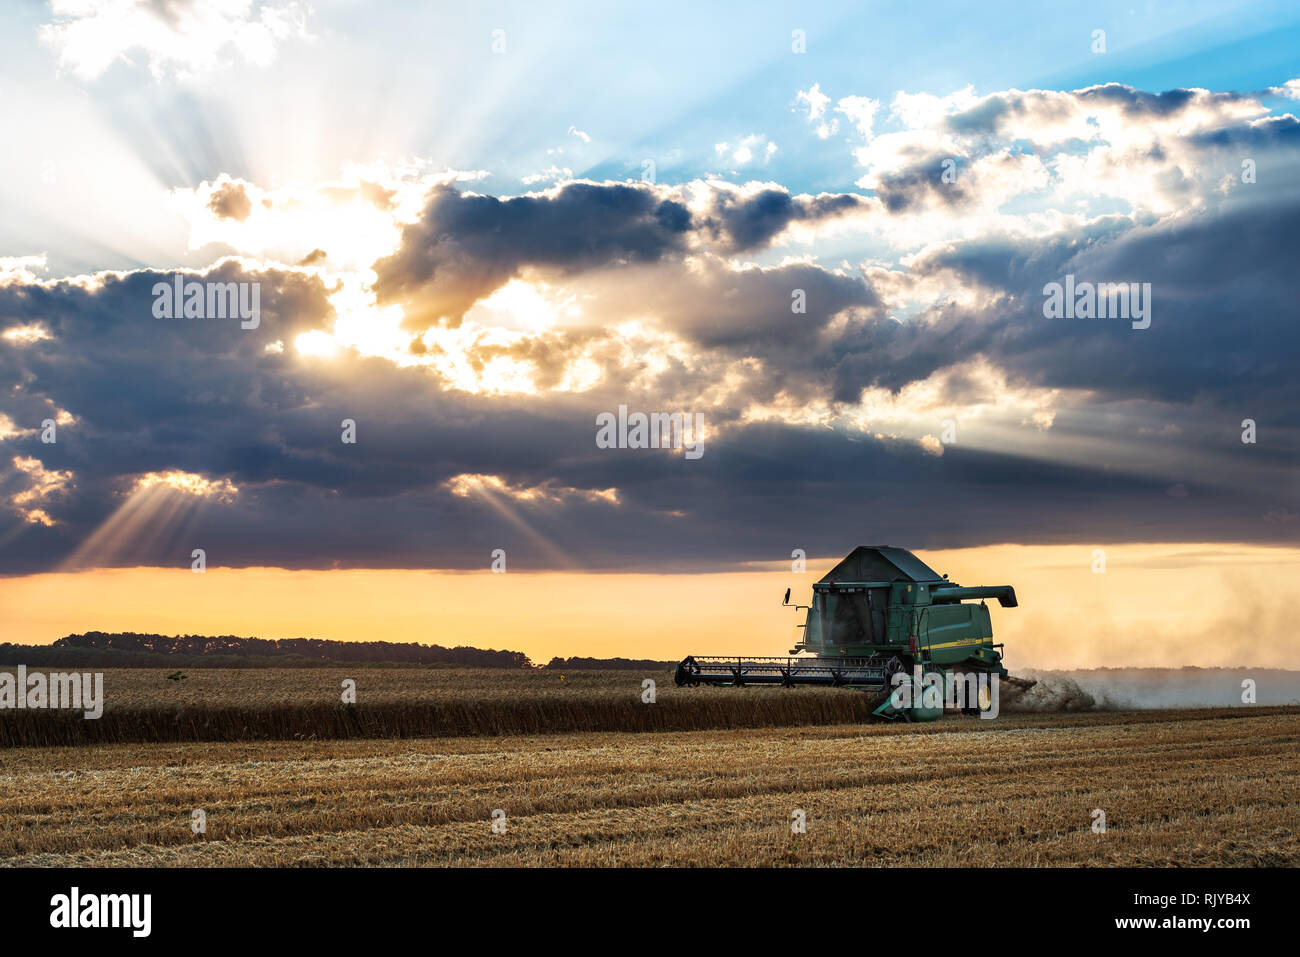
544;656;673;671
0;632;532;669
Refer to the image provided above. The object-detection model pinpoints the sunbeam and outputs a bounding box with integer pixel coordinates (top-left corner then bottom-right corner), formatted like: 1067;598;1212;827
59;472;236;571
454;479;581;571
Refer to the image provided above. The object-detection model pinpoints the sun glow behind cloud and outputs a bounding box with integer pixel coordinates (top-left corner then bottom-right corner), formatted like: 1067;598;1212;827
440;473;600;570
445;473;620;506
135;470;238;501
1;323;53;344
10;456;73;525
59;470;237;570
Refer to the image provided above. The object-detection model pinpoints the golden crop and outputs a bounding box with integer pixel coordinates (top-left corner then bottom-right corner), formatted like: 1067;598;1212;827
0;667;890;746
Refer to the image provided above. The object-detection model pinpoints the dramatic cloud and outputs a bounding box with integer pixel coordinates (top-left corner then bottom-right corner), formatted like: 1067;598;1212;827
1;77;1296;576
372;180;870;327
373;182;695;327
841;82;1285;224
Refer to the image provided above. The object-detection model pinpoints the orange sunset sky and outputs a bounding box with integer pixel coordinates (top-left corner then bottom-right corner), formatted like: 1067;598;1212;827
4;542;1297;670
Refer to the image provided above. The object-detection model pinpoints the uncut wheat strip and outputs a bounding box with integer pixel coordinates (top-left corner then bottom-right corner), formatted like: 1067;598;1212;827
81;668;1285;703
88;668;1288;716
3;697;1286;749
0;695;885;746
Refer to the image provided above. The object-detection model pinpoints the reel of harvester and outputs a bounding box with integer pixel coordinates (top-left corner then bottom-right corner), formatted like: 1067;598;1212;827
674;654;903;689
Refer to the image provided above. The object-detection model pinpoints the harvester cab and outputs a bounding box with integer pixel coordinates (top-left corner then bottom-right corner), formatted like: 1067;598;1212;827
675;546;1034;720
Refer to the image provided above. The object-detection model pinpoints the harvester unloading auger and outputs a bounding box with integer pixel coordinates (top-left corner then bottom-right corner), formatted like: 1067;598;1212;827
675;546;1035;720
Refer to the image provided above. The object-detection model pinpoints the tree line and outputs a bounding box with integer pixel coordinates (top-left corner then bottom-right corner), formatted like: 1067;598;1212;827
0;632;533;668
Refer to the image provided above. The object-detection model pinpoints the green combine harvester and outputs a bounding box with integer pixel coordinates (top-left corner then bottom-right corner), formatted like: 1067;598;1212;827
674;546;1033;720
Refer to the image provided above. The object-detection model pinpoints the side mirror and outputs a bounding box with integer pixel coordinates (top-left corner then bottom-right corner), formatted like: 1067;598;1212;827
783;588;791;605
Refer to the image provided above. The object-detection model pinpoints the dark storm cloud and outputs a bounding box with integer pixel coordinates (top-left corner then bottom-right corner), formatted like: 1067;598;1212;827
3;328;1274;574
373;182;695;325
883;198;1300;415
1073;84;1229;118
697;187;868;250
1186;112;1300;150
943;83;1256;137
578;257;880;353
0;262;331;434
869;154;970;212
372;181;870;326
2;239;1293;580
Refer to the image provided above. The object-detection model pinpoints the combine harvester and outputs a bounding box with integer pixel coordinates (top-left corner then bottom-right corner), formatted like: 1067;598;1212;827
675;546;1034;720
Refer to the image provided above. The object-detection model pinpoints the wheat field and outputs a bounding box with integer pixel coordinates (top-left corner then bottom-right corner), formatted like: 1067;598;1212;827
0;666;890;745
1;665;1230;747
2;704;1296;866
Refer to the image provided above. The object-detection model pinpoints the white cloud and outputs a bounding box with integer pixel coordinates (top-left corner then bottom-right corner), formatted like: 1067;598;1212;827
40;0;311;80
890;85;980;127
1270;78;1300;100
833;80;1283;251
795;83;830;119
522;165;574;185
0;255;49;283
714;134;777;166
795;83;839;139
835;95;879;138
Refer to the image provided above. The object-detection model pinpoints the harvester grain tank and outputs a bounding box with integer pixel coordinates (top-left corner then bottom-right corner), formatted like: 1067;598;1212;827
674;546;1033;720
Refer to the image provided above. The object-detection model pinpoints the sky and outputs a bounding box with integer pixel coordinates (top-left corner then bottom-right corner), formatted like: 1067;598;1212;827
1;1;1297;667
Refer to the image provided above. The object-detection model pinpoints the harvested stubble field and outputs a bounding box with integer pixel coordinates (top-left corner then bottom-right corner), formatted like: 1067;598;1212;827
0;678;1296;866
